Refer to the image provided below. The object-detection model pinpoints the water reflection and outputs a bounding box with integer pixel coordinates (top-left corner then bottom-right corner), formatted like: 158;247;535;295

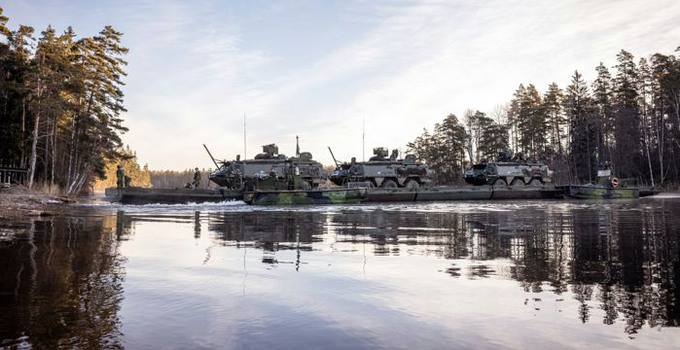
198;200;680;335
0;216;124;349
1;198;679;348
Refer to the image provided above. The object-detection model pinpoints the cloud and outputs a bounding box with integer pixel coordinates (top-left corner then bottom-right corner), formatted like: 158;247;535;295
9;0;677;169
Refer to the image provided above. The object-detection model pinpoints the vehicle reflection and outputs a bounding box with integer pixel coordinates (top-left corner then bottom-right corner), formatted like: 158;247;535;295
200;203;680;334
2;199;678;349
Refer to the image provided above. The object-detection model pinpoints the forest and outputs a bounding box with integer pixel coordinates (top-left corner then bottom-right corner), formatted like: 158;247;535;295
408;48;680;188
0;7;128;195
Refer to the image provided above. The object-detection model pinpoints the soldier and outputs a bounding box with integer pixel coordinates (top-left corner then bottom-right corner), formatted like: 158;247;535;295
116;165;125;194
390;149;398;161
192;167;201;188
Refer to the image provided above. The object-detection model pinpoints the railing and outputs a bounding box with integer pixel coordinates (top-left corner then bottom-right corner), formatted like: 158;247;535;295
0;166;28;187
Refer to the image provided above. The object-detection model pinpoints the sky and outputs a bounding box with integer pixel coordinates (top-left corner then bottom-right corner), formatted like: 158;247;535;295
3;0;680;170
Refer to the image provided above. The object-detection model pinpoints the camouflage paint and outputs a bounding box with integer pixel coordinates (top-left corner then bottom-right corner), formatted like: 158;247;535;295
243;188;367;205
567;185;639;199
464;161;552;186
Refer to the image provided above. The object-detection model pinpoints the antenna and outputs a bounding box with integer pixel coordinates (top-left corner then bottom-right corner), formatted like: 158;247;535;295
296;135;300;157
362;118;365;162
243;112;247;159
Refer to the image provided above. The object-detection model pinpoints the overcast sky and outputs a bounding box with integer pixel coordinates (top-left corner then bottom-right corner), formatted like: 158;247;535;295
4;0;680;170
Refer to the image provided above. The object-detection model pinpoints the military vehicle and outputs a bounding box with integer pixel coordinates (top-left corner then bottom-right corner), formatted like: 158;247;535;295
463;151;552;187
328;147;433;189
207;144;326;190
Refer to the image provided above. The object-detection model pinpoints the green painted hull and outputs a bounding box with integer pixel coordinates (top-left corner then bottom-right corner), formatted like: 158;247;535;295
567;185;639;199
243;188;367;205
365;186;564;202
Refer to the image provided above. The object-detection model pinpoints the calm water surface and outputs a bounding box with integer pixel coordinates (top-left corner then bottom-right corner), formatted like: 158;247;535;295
2;196;680;349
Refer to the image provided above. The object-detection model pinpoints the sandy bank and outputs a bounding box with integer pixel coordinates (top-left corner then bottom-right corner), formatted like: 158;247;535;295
0;185;77;220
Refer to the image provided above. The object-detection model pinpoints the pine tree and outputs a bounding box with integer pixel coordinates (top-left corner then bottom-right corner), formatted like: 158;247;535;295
407;114;468;184
651;51;680;184
25;26;75;191
592;63;614;163
638;57;656;186
464;110;507;162
543;82;565;158
64;26;129;195
564;70;597;183
464;110;493;163
0;9;28;167
508;84;548;160
612;50;642;179
478;122;509;162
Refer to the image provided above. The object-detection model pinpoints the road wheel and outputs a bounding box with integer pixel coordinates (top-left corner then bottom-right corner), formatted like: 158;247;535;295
528;178;543;187
493;178;507;188
510;178;524;186
381;179;398;188
405;179;420;190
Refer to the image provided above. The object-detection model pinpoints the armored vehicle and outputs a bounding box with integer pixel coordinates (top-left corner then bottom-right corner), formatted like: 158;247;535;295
328;147;433;189
208;144;326;190
240;162;367;205
463;151;552;187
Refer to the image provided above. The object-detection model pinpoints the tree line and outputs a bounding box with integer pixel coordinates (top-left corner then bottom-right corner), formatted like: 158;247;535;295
408;47;680;187
147;168;214;190
0;7;128;195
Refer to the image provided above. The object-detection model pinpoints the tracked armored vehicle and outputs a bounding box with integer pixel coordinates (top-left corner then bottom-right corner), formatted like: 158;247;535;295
208;144;326;190
329;147;433;189
463;152;552;187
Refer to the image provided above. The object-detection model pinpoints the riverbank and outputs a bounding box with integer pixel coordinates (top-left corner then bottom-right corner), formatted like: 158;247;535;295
0;184;75;220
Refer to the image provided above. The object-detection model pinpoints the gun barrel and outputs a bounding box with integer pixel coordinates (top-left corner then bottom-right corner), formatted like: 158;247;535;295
203;144;220;169
328;146;339;168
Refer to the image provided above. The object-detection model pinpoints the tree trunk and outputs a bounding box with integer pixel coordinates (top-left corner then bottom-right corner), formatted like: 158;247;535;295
657;106;664;185
21;98;27;168
644;133;655;186
642;109;655;187
51;116;57;191
28;111;40;189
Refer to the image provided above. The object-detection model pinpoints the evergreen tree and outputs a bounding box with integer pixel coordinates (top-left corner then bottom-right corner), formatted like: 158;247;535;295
478;122;509;162
0;10;25;166
63;26;128;195
0;23;34;168
651;50;680;184
612;50;642;179
508;84;549;160
542;82;565;158
26;26;74;190
407;114;467;184
464;110;493;163
564;70;597;183
592;62;615;163
0;7;129;195
464;110;508;162
638;57;656;186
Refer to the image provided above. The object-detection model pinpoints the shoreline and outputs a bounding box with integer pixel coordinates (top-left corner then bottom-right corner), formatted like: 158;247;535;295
0;185;79;220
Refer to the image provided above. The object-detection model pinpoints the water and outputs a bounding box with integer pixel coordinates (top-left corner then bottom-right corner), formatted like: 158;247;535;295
2;196;680;349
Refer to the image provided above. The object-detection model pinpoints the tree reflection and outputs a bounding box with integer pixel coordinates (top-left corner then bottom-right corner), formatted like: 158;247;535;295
314;201;680;334
0;216;124;348
106;200;679;336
